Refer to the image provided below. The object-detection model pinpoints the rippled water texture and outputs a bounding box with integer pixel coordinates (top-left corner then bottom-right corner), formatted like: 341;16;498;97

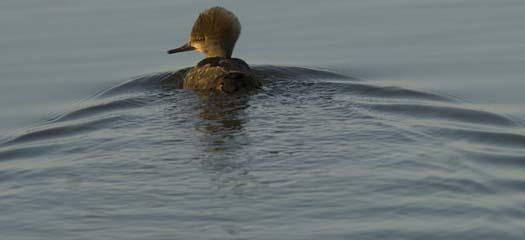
2;0;525;239
2;66;525;239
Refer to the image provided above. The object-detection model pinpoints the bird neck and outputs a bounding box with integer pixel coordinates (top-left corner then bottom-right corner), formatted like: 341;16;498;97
204;47;232;58
203;40;235;58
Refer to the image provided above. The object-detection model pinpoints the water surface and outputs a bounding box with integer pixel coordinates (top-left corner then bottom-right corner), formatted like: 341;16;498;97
1;1;525;239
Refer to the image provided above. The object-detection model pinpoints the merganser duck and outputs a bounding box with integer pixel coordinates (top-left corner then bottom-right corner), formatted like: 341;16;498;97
167;7;261;93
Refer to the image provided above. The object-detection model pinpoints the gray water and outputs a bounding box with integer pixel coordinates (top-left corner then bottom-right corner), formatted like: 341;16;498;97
2;1;525;239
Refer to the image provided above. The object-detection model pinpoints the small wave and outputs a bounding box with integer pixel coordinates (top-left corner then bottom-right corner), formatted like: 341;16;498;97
412;176;495;195
458;143;525;169
429;127;525;149
0;145;54;162
327;81;453;102
361;102;517;127
52;96;148;122
254;65;353;81
1;116;123;147
94;71;187;98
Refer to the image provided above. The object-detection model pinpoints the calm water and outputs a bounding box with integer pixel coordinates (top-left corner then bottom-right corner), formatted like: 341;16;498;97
2;1;525;239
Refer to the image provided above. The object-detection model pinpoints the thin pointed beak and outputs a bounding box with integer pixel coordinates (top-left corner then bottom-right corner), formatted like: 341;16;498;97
167;43;196;54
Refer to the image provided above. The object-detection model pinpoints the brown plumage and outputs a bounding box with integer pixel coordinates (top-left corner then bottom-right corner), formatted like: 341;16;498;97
183;57;260;93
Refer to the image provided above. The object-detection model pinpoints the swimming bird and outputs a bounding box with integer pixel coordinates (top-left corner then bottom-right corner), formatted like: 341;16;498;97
167;7;260;93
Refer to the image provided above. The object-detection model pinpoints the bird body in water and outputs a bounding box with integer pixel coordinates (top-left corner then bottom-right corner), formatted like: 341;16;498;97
167;7;260;93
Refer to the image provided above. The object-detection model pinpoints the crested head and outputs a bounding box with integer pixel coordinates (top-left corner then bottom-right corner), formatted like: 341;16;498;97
190;7;241;58
167;7;241;58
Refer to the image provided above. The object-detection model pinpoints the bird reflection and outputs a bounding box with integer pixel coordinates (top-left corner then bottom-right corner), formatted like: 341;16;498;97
188;92;255;195
159;77;252;157
192;92;250;155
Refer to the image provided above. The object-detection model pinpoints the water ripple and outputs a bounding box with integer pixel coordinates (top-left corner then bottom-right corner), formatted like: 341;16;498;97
2;65;525;239
1;116;124;147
